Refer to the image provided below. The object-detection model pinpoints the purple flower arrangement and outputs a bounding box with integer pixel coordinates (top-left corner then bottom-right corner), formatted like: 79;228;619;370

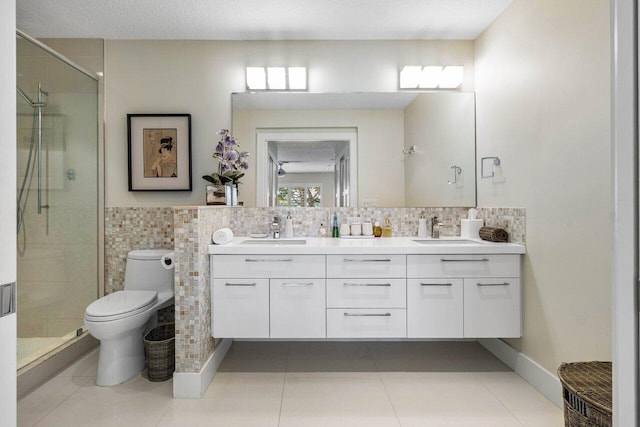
203;129;249;186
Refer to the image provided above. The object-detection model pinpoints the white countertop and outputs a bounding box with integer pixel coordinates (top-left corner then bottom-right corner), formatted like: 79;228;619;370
209;236;525;255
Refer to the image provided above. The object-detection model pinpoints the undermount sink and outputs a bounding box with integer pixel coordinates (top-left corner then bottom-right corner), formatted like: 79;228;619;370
240;239;307;245
412;239;477;245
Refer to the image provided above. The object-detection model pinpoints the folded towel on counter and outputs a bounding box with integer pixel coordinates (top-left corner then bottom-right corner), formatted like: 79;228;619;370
478;226;509;243
212;228;234;245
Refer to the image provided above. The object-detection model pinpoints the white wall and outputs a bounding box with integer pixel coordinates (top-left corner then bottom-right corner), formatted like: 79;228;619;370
104;40;474;207
1;0;17;423
475;0;611;373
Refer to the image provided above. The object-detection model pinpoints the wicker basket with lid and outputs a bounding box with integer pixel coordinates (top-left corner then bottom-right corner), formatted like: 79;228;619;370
557;361;611;427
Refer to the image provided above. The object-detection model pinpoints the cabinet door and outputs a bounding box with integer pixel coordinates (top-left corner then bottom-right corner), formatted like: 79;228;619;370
212;278;269;338
407;279;463;338
326;308;406;338
270;279;326;338
463;278;521;338
327;278;406;308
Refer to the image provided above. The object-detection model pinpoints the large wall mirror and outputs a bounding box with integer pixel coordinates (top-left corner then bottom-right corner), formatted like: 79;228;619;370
232;92;476;207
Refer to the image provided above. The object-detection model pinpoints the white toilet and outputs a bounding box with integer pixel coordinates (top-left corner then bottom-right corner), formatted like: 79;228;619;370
85;249;175;386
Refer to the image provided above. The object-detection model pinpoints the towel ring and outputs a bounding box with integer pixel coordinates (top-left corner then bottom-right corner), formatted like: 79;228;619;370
481;156;501;179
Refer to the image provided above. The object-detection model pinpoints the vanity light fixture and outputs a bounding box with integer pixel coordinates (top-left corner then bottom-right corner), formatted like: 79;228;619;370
246;67;267;90
399;65;464;89
246;67;307;91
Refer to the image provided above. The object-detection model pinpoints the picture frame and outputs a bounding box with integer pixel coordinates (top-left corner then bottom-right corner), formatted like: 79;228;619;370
127;114;192;191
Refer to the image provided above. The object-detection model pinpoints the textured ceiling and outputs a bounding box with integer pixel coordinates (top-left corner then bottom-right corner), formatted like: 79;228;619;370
17;0;512;40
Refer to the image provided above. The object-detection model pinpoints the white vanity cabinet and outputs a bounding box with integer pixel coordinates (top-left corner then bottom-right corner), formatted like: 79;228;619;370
326;255;407;338
210;238;525;340
407;254;521;338
211;255;325;338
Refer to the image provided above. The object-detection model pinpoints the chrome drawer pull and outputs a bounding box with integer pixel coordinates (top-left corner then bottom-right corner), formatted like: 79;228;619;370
245;258;294;263
343;283;392;287
477;282;510;287
282;282;314;287
440;258;490;262
344;312;392;317
225;282;257;287
343;258;392;263
420;282;453;287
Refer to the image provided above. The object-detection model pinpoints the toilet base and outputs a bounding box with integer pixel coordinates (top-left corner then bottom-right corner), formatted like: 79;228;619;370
95;325;147;386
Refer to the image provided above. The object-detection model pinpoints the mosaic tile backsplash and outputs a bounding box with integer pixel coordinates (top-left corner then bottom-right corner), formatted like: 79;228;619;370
104;207;174;295
105;205;524;375
230;207;525;243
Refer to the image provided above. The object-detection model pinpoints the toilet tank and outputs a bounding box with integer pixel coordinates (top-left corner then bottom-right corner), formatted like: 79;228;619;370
124;249;174;292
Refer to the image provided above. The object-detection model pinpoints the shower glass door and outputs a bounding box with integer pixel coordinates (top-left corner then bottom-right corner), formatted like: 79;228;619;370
16;34;99;369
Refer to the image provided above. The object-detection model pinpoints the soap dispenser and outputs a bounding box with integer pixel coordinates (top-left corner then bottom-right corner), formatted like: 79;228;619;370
417;212;428;238
382;217;393;238
318;221;327;238
285;212;294;238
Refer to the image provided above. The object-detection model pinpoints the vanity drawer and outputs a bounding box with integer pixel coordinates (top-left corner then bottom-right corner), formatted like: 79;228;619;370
327;255;406;278
463;278;521;338
212;255;325;278
212;278;269;338
270;279;326;338
326;308;406;338
407;254;520;278
326;278;406;309
407;279;463;338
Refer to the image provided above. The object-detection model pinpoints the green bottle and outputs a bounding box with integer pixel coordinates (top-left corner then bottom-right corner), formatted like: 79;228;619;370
332;213;339;238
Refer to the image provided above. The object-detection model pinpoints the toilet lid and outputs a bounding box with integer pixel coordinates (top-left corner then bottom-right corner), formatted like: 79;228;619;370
85;290;158;319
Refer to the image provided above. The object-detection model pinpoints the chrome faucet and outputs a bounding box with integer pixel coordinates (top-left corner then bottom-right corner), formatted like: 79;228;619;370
271;216;281;239
431;216;442;238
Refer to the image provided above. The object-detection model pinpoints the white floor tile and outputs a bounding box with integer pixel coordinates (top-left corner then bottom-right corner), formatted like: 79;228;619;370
32;375;173;427
279;372;400;427
158;393;282;427
18;375;91;427
475;372;564;427
380;372;524;427
19;341;563;427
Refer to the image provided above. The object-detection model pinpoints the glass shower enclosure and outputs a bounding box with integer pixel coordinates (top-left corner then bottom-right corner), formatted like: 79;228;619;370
16;32;99;369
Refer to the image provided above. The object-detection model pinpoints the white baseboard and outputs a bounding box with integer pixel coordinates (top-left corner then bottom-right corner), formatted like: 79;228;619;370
478;338;563;408
173;338;232;399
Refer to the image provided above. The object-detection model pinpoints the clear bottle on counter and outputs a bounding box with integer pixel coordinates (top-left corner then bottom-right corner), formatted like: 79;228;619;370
382;217;393;238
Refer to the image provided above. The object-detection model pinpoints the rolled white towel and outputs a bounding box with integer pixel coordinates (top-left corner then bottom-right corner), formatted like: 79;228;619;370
212;228;234;245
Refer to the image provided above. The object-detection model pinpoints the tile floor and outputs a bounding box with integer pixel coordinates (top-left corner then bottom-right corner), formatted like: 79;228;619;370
18;341;563;427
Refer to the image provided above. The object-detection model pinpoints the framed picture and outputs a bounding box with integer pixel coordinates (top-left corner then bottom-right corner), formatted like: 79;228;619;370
127;114;192;191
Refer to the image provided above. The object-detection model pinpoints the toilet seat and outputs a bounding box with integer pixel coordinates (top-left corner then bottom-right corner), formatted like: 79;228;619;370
85;290;158;322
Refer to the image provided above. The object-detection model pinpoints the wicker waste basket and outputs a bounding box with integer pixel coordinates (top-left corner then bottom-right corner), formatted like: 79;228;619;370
557;361;611;427
143;323;175;382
